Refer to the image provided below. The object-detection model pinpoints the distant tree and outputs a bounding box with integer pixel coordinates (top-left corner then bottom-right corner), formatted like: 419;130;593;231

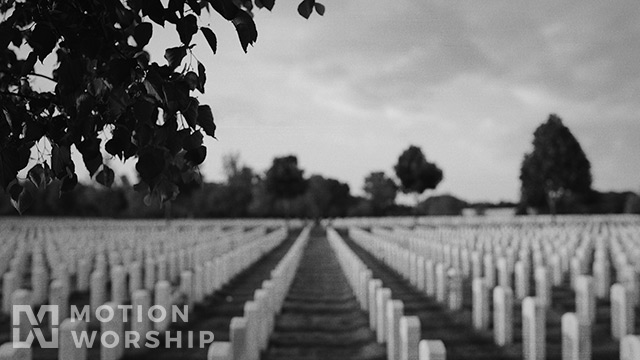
394;145;443;208
0;0;323;213
306;175;351;219
264;155;307;219
363;171;398;216
519;114;592;215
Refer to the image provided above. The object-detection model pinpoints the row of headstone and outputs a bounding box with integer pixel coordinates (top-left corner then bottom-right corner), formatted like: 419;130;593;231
327;228;447;360
350;228;463;312
208;226;311;360
1;225;294;360
0;225;282;318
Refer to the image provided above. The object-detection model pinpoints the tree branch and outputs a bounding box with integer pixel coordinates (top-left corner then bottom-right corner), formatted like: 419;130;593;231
27;73;56;82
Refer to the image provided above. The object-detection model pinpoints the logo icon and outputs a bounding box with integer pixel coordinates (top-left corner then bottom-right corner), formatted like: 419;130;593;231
12;305;59;348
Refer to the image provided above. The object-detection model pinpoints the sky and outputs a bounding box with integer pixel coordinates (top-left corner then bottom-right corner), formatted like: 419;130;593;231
33;0;640;202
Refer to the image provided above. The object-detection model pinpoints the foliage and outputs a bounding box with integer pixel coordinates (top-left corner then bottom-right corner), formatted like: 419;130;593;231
363;171;397;215
305;175;351;218
519;114;592;214
394;145;443;198
264;155;307;200
0;0;322;214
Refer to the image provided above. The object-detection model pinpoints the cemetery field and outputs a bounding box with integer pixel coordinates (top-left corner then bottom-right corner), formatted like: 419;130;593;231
1;215;640;360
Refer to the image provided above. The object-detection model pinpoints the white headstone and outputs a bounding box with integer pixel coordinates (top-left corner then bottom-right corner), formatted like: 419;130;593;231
522;296;546;360
493;286;513;346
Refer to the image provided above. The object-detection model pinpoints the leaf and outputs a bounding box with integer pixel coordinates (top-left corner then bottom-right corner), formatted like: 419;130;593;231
136;149;166;183
207;0;240;21
183;130;203;150
87;78;109;98
200;27;217;55
21;51;37;76
164;46;187;69
27;164;46;189
183;97;199;128
155;177;180;203
96;165;115;187
77;137;102;176
10;183;34;215
28;23;58;62
314;2;325;15
185;145;206;165
184;72;199;91
60;173;78;192
51;144;73;178
197;105;216;137
232;11;258;53
197;61;206;93
176;14;198;45
163;81;190;113
134;22;153;48
187;0;202;15
297;0;314;19
261;0;275;11
142;0;166;26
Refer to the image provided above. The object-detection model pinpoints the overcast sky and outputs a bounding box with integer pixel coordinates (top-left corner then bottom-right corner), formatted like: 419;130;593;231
102;1;640;202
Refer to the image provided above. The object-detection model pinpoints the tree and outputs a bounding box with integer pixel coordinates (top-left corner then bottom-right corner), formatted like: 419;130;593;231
0;0;323;214
394;145;443;207
363;171;397;216
264;155;307;218
306;175;351;219
519;114;592;215
220;152;255;217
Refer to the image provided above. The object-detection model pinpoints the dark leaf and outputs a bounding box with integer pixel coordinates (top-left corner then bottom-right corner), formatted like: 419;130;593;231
176;14;198;45
183;130;203;150
185;145;206;165
108;58;135;86
51;144;73;178
87;78;109;98
187;0;202;15
27;164;46;189
133;98;157;123
21;51;37;76
28;23;58;61
207;0;240;20
142;0;166;26
136;149;166;183
7;180;22;202
77;137;102;176
232;11;258;53
60;173;78;192
10;183;34;215
261;0;274;11
314;2;325;15
75;93;96;117
134;22;153;48
184;72;199;91
182;98;199;128
155;177;180;202
297;0;314;19
163;81;190;113
197;61;206;93
197;105;216;137
200;27;217;55
24;120;46;142
96;165;115;187
168;0;185;12
164;46;187;69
